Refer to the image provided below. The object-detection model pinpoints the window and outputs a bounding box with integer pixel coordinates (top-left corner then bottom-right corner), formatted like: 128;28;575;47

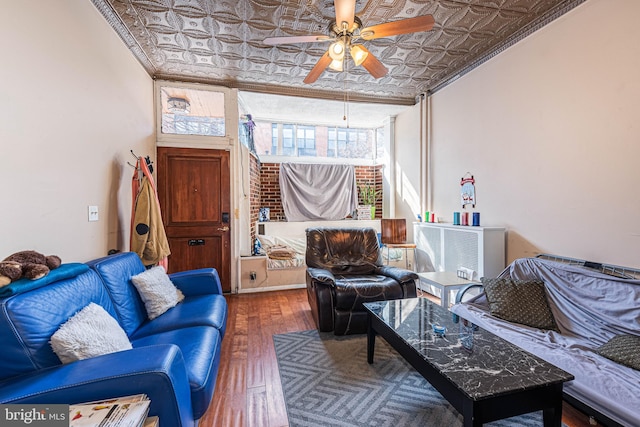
159;86;226;137
330;127;372;159
256;121;380;163
297;126;316;156
271;124;278;155
282;125;295;156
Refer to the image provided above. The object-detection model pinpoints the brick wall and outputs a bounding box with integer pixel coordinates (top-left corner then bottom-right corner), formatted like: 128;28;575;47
256;163;383;222
249;154;261;248
355;165;383;218
259;163;285;221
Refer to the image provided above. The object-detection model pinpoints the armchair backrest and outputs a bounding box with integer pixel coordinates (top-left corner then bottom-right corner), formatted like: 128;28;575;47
305;227;382;275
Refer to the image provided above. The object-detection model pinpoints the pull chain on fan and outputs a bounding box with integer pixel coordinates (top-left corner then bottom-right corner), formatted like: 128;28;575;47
343;57;350;127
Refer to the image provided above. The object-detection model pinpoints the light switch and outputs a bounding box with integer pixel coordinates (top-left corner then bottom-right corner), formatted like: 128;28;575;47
88;205;99;222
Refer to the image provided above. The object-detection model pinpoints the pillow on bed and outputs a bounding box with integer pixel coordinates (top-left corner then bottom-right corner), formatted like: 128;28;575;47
481;277;559;331
596;334;640;371
266;244;297;260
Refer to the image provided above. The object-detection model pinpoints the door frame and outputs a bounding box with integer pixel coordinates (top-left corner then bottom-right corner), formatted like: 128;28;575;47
155;80;241;293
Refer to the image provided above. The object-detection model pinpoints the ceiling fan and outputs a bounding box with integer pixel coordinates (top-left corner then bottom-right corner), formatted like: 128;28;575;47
263;0;435;84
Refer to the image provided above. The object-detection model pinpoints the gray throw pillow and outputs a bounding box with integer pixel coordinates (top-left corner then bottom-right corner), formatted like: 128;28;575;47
131;266;185;320
596;334;640;371
481;277;559;331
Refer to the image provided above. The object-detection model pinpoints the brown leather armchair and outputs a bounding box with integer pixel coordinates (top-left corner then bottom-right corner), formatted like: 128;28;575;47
305;227;418;335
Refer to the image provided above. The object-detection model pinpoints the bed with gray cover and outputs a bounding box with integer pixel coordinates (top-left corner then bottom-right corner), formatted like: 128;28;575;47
450;256;640;427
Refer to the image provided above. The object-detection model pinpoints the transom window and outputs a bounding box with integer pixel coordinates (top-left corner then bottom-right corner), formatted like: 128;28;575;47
159;86;226;137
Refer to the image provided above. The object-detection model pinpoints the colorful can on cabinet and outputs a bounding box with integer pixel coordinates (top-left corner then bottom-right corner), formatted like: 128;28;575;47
461;212;469;226
453;212;461;225
472;212;480;226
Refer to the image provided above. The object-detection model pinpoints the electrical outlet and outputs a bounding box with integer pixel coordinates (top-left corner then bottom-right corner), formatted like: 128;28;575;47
249;271;257;281
88;206;99;222
457;267;476;280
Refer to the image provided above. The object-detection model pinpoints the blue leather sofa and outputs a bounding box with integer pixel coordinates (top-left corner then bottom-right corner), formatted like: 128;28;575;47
0;252;227;427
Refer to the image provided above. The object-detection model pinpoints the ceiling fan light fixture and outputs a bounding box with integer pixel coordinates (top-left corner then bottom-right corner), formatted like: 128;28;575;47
329;58;344;72
329;40;345;61
350;44;368;66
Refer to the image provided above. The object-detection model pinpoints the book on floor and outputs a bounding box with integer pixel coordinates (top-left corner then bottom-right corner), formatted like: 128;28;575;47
69;394;150;427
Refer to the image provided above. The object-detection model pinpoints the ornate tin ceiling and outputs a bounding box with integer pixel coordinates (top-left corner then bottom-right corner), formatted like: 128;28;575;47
93;0;585;105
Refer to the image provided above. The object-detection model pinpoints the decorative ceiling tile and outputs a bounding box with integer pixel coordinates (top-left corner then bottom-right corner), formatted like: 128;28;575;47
94;0;585;104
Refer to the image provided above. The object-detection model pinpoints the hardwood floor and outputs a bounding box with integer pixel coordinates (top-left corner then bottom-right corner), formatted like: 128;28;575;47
200;289;596;427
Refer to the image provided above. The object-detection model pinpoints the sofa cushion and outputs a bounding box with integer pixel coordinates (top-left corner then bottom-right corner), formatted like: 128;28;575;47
0;269;119;379
131;294;228;339
50;302;132;363
481;277;559;331
131;326;222;419
87;252;148;336
596;334;640;371
131;266;185;320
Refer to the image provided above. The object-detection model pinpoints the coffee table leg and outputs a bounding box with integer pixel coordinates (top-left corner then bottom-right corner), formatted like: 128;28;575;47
367;317;375;364
462;399;482;427
542;385;563;427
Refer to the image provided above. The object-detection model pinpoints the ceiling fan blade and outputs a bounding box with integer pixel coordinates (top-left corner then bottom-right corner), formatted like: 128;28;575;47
359;48;388;79
264;35;330;46
360;15;435;40
334;0;356;29
303;51;332;84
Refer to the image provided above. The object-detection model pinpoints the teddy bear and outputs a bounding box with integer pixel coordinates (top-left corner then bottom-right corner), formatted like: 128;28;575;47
0;250;62;287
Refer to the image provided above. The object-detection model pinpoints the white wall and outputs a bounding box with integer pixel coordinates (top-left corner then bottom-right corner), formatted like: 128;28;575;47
429;0;640;268
393;103;422;242
0;1;154;261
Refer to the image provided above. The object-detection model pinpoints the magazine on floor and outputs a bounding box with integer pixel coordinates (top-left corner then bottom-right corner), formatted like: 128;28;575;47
143;416;158;427
69;394;150;427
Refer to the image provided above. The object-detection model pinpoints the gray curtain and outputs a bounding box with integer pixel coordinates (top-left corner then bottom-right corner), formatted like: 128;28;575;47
279;163;358;221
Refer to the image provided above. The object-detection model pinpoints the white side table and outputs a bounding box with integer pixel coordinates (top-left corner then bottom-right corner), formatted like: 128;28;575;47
417;271;480;308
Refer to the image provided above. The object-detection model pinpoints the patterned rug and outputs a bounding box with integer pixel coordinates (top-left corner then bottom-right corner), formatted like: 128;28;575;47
274;329;564;427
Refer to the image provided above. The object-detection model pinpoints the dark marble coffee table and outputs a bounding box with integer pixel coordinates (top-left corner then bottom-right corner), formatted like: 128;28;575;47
364;298;574;427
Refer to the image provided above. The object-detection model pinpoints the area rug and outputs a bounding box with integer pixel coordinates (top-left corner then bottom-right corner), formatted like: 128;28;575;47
273;329;565;427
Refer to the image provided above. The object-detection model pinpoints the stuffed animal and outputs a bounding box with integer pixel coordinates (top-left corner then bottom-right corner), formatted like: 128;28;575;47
0;250;62;287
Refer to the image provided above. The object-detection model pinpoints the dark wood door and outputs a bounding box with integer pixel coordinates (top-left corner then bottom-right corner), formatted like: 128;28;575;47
157;147;231;292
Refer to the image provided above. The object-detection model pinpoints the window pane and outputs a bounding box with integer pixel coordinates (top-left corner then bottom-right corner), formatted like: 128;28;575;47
271;123;278;155
282;125;294;155
160;87;225;137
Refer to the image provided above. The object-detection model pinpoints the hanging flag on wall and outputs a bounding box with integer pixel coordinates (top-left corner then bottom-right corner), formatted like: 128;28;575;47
461;173;476;208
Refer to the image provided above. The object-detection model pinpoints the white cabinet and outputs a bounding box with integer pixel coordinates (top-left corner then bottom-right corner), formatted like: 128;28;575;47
413;222;506;279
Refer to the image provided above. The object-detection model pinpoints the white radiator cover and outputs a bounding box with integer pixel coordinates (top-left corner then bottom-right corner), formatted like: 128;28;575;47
414;223;506;279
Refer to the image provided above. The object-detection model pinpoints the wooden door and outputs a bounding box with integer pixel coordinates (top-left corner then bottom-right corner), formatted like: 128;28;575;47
157;147;231;292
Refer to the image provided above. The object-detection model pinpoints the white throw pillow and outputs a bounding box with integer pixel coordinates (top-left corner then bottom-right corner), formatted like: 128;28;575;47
50;303;132;364
131;266;185;320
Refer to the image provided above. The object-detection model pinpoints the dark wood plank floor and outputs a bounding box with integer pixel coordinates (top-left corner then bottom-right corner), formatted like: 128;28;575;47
200;289;596;427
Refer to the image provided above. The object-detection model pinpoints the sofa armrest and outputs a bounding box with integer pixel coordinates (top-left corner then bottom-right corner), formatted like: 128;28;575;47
452;283;485;323
0;345;195;427
306;267;336;286
169;268;223;296
375;266;418;284
375;266;418;298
